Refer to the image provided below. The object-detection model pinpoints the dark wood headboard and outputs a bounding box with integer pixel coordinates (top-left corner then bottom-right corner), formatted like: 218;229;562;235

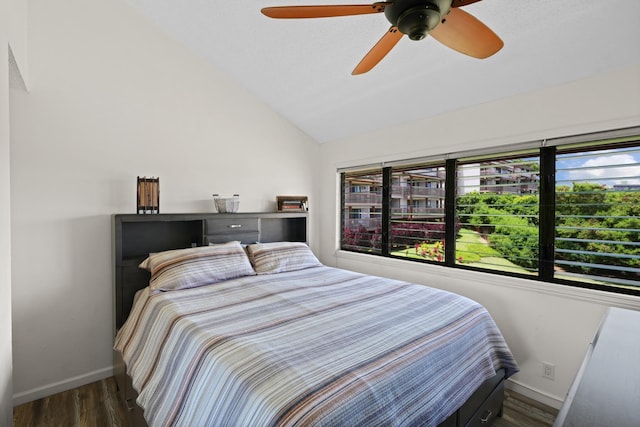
113;212;308;332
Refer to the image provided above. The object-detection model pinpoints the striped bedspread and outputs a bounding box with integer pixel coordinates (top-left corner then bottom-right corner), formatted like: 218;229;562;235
115;266;518;427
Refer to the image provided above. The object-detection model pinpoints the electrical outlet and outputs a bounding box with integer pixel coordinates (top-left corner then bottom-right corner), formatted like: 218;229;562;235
542;362;555;380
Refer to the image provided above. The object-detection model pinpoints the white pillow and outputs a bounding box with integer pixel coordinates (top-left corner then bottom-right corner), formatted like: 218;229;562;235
247;242;321;274
139;241;255;292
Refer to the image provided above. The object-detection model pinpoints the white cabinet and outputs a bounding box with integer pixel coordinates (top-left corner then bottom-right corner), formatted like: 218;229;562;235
554;307;640;427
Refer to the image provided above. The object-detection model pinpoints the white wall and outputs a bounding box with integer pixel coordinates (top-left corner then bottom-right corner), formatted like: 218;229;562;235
10;0;319;404
0;42;13;427
318;65;640;408
1;0;27;421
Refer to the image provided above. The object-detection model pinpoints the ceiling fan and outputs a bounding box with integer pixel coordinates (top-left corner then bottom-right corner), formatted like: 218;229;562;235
261;0;503;75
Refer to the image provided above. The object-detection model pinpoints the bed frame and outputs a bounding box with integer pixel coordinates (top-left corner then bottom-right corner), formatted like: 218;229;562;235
112;212;505;427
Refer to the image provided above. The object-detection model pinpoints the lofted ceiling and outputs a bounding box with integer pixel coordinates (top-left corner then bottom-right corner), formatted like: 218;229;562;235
125;0;640;143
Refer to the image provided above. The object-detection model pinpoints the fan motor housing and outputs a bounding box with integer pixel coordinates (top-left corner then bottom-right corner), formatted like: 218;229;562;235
385;0;453;40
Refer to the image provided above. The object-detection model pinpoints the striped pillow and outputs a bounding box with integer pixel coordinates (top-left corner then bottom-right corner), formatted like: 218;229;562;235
247;242;321;274
140;241;255;292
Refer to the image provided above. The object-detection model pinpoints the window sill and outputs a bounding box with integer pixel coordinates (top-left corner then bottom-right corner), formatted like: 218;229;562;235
334;250;640;310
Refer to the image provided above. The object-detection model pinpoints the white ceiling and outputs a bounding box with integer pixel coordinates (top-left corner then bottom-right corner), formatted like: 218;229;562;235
125;0;640;143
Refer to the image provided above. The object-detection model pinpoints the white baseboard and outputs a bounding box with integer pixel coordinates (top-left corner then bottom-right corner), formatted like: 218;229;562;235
12;365;564;413
506;378;565;410
12;366;114;406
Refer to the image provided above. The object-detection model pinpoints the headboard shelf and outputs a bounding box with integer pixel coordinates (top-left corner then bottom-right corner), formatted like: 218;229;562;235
113;212;308;331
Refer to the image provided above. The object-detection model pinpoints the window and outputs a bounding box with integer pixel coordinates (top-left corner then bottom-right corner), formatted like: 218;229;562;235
456;153;540;275
555;143;640;291
340;129;640;296
349;208;363;219
341;169;383;254
390;164;446;263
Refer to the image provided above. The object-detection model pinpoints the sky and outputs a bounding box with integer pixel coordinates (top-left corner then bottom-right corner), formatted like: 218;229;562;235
556;146;640;188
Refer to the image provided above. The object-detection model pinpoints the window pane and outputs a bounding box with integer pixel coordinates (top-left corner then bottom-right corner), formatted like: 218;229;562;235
555;145;640;290
341;170;383;254
456;156;540;275
389;165;446;262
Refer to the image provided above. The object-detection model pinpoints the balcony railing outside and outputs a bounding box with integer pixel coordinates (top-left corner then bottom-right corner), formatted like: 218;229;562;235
391;208;445;217
344;218;382;229
344;193;383;204
391;186;445;198
344;189;445;205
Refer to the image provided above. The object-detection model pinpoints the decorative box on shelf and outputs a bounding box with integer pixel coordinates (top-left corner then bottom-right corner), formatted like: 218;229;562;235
137;176;159;214
276;195;308;212
212;194;240;213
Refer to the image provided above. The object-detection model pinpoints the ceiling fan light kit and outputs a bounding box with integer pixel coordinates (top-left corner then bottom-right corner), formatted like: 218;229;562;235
261;0;502;74
389;0;444;41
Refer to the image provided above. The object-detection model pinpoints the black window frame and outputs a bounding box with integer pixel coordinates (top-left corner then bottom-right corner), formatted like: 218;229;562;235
339;129;640;297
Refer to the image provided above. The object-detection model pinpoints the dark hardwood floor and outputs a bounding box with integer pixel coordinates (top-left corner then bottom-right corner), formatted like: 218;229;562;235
495;389;558;427
14;377;558;427
13;377;129;427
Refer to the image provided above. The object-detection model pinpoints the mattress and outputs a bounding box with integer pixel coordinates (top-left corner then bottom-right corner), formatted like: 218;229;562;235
115;265;518;427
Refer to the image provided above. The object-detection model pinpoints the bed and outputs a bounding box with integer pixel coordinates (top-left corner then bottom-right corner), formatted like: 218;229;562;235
112;213;518;427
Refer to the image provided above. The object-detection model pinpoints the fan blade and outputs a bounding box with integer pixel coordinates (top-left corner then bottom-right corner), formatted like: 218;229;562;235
430;8;503;59
261;3;389;19
352;27;403;75
451;0;483;7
